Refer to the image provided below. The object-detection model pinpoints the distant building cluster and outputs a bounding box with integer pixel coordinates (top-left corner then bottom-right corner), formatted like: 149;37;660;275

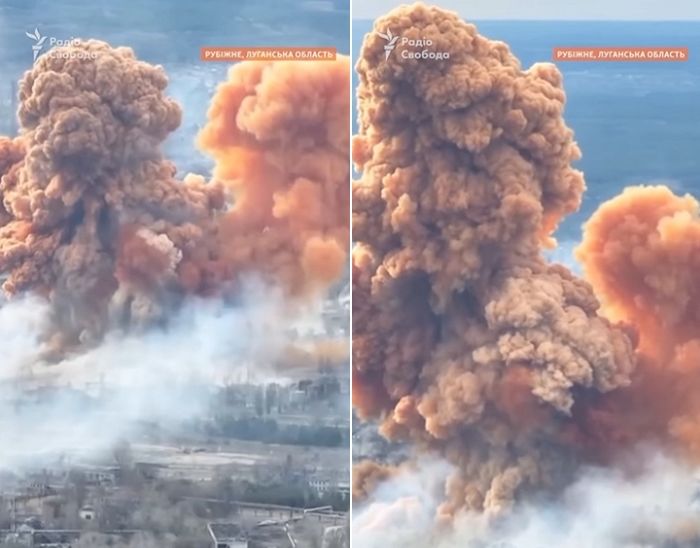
0;466;348;547
213;371;349;420
0;293;350;546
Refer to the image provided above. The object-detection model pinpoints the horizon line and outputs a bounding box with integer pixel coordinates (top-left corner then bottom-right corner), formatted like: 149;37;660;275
352;18;700;22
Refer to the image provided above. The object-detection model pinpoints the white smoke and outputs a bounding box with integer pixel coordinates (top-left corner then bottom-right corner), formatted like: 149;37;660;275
0;282;323;471
353;452;700;548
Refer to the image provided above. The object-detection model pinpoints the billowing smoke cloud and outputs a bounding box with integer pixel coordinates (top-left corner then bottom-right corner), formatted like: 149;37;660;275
578;185;699;355
353;460;399;502
0;40;349;353
0;41;223;350
195;58;350;297
353;453;700;548
573;185;700;458
0;40;349;476
352;2;636;518
0;285;303;471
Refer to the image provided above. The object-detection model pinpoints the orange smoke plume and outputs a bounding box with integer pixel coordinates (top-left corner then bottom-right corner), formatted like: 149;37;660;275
352;3;636;516
573;186;700;459
0;41;349;348
577;185;700;358
195;58;350;297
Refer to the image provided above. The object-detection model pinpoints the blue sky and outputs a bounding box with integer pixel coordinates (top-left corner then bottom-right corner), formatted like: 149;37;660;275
352;0;700;20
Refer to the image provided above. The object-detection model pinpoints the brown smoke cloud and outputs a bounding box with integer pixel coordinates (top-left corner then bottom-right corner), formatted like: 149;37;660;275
0;40;222;346
0;41;349;349
353;460;398;503
352;3;636;517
